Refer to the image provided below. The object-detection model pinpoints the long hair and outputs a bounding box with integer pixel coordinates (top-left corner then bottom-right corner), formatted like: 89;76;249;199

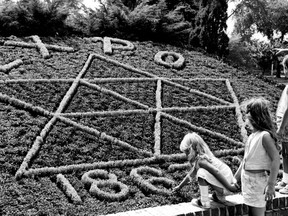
242;97;280;149
180;132;214;163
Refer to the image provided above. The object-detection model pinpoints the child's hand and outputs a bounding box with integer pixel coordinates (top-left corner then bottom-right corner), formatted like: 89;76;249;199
172;185;181;193
229;183;240;192
198;154;212;163
265;184;276;201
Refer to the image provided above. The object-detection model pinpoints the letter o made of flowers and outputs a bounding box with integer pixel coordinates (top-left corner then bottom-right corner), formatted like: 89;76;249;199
130;166;174;195
154;51;185;69
81;169;129;201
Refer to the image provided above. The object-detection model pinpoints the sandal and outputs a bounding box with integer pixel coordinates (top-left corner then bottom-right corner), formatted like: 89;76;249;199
191;198;210;208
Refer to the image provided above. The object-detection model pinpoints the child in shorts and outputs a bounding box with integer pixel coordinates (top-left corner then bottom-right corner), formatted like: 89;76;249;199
172;132;238;208
234;97;280;216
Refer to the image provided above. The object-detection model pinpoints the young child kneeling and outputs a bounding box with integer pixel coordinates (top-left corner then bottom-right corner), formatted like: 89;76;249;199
172;132;238;208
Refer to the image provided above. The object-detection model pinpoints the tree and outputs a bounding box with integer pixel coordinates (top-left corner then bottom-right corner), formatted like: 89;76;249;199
232;0;288;42
0;0;82;36
189;0;229;56
269;0;288;42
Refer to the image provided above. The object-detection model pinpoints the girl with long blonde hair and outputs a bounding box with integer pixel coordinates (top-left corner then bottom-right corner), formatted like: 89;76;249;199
173;132;238;208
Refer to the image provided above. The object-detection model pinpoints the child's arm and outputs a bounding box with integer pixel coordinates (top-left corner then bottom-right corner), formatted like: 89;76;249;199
234;161;243;183
262;133;280;200
198;158;238;192
172;173;191;192
172;163;197;192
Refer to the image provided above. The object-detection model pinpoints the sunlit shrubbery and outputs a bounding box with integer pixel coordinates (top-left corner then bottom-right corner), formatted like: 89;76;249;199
0;0;80;36
0;0;230;57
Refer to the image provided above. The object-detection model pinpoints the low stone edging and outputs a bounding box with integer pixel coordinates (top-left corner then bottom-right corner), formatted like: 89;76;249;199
101;192;288;216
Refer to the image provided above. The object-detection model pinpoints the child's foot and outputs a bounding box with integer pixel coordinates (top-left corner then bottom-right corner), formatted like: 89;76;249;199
191;198;210;209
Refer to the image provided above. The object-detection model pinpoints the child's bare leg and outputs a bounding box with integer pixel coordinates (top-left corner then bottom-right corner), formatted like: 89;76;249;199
209;184;227;203
197;177;210;207
198;177;208;186
210;184;224;195
249;206;265;216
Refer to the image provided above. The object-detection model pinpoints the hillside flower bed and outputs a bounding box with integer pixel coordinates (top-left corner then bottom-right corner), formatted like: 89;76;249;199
0;36;283;215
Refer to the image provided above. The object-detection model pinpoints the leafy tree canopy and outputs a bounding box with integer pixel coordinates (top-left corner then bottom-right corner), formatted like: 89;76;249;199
232;0;288;42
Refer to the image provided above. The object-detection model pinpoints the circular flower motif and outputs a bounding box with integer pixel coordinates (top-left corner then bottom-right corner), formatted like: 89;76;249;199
89;180;129;201
154;51;185;69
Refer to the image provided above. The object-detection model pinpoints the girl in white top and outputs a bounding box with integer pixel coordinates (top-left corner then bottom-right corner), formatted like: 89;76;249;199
234;97;280;216
172;132;238;208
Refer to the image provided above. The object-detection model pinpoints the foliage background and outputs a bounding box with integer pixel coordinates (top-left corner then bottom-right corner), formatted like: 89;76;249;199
0;0;229;56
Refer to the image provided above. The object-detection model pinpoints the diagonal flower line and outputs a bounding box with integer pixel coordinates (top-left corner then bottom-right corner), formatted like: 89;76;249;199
0;91;153;179
80;80;149;109
4;35;74;58
160;112;244;148
92;53;232;105
225;79;248;143
0;92;52;117
0;59;23;73
160;78;231;105
7;54;157;179
0;52;247;179
55;114;153;158
15;54;94;179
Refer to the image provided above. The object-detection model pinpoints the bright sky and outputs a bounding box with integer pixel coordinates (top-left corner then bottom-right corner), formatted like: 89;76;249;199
82;0;100;9
226;2;236;37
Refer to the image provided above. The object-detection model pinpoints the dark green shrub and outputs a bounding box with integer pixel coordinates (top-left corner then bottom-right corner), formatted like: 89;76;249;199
189;0;229;57
0;0;79;36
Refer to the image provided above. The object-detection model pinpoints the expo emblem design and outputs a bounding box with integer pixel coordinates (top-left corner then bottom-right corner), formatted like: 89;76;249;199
0;35;247;203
